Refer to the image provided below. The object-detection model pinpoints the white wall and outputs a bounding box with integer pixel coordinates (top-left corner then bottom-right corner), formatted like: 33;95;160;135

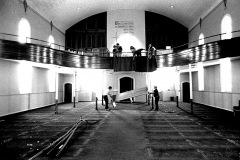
0;0;67;117
180;58;240;112
189;0;240;47
0;59;64;117
0;0;65;47
106;71;147;102
185;0;240;111
107;10;146;56
76;69;105;101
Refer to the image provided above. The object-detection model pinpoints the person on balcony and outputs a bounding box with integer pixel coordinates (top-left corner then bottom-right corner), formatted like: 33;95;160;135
147;44;156;59
116;43;122;57
113;45;118;57
130;46;144;60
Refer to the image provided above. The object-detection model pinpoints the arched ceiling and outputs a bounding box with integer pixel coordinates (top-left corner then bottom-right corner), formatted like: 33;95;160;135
26;0;222;32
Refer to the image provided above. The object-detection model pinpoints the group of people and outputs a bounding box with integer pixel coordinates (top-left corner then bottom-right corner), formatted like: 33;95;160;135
103;85;160;111
113;43;156;59
113;43;123;57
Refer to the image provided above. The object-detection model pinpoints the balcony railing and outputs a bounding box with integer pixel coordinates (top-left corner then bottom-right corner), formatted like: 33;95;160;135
1;30;240;69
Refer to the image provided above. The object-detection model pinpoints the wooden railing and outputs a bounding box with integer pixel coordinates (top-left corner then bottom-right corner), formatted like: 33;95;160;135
1;30;240;69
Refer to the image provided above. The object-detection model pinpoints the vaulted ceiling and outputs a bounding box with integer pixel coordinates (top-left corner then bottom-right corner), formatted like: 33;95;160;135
26;0;222;32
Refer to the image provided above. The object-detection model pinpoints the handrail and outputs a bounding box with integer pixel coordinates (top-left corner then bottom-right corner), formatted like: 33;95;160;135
172;29;240;51
1;29;240;57
0;32;76;52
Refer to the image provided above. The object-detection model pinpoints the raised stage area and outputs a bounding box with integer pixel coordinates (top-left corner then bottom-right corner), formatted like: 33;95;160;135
0;101;239;160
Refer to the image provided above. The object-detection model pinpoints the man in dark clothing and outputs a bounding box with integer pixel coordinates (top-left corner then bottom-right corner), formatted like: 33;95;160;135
153;86;159;111
116;43;122;57
147;44;156;59
130;46;144;60
113;45;118;57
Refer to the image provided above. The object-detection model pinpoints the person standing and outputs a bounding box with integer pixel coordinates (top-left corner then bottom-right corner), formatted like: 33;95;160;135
116;43;122;57
103;86;113;110
153;86;159;111
113;45;118;57
147;44;156;59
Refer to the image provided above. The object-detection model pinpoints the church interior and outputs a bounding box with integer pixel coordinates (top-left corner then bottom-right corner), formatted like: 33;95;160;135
0;0;240;159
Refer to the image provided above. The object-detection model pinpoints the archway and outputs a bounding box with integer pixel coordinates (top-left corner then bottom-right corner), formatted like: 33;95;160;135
64;83;72;103
120;77;134;102
182;82;190;103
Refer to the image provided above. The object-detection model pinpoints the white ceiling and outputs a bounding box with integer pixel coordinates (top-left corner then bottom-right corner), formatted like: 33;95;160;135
26;0;222;32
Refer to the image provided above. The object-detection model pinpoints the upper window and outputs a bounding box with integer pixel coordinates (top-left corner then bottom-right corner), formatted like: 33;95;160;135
18;18;31;43
221;14;232;40
48;35;55;48
198;33;204;45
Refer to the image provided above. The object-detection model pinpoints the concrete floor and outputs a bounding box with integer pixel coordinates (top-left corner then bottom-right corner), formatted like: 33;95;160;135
0;101;240;160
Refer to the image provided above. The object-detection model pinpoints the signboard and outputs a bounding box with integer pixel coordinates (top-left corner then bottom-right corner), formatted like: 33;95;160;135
115;21;134;34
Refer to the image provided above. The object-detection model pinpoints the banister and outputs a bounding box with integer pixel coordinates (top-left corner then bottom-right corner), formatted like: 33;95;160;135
172;29;240;51
1;29;240;58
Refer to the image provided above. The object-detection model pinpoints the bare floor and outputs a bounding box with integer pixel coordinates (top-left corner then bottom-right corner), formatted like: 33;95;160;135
0;101;240;160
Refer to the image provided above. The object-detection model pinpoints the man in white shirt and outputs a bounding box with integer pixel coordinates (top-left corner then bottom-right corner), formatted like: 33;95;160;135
103;86;113;110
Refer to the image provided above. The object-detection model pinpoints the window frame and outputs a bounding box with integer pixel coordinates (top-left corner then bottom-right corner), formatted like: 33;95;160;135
221;14;232;40
18;18;31;43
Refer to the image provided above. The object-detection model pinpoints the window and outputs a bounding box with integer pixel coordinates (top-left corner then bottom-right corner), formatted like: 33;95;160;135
18;18;31;43
221;14;232;40
48;35;55;48
198;33;204;45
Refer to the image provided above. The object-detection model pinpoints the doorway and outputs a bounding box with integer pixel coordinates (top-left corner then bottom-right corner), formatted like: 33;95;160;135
64;83;72;103
120;77;134;102
182;82;190;103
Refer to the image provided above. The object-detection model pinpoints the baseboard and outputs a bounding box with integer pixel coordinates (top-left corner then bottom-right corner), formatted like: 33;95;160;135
193;102;233;113
0;102;64;119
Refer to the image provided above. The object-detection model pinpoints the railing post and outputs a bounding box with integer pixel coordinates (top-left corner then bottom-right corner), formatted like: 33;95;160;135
73;97;76;108
148;94;150;105
176;96;179;108
190;99;193;114
55;99;58;114
95;97;98;110
152;96;154;110
146;94;148;103
102;95;104;105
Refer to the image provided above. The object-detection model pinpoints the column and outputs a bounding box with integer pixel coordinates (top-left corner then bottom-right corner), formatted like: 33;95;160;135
55;67;59;114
